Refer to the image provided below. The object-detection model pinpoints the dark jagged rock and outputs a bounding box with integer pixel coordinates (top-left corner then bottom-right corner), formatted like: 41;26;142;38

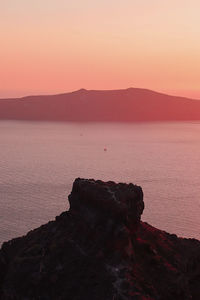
69;178;144;226
0;178;200;300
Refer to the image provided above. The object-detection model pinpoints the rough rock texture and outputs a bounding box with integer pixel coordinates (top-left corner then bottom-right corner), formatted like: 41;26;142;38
0;178;200;300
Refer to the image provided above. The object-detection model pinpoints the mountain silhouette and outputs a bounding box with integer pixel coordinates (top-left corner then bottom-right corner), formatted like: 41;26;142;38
0;88;200;122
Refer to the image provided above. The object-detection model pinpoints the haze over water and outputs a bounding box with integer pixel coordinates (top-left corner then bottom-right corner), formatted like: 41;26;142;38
0;121;200;245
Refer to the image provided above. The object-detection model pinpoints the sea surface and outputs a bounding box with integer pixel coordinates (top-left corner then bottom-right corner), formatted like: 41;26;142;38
0;121;200;245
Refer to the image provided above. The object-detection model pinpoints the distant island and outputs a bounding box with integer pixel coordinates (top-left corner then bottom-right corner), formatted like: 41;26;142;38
0;178;199;299
1;88;200;122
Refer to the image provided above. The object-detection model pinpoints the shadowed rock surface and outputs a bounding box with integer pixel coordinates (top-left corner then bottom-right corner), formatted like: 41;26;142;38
0;178;200;299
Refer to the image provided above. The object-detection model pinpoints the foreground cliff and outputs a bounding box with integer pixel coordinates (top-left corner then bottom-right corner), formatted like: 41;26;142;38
0;179;200;300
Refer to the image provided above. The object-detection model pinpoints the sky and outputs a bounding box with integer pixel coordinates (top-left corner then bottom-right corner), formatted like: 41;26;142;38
1;0;200;98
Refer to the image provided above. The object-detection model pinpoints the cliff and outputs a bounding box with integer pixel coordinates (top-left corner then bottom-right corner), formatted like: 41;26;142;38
0;178;200;299
1;88;200;122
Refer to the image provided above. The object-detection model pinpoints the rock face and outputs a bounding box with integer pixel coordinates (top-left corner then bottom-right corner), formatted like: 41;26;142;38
0;178;200;300
69;178;144;226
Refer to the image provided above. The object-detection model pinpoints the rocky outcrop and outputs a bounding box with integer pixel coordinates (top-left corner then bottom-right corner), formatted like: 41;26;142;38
0;178;200;299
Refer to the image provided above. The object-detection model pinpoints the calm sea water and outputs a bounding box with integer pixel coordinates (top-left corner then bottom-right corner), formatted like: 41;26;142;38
0;121;200;245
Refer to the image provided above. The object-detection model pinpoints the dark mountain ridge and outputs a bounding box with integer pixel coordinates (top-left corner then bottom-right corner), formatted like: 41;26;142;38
1;88;200;122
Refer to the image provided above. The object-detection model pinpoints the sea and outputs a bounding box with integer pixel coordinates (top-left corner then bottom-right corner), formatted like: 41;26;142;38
0;120;200;245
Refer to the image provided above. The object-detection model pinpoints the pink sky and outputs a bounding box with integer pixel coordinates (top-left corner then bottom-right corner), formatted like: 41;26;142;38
1;0;200;99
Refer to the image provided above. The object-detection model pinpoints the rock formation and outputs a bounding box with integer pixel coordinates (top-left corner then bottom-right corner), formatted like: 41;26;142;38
0;178;200;299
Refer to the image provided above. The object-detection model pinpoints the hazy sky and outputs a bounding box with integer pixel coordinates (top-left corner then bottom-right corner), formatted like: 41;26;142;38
1;0;200;98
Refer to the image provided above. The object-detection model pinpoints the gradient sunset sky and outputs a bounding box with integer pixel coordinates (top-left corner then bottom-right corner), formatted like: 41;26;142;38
1;0;200;98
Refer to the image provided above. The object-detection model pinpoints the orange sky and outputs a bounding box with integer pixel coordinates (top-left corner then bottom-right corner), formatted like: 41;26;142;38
1;0;200;98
